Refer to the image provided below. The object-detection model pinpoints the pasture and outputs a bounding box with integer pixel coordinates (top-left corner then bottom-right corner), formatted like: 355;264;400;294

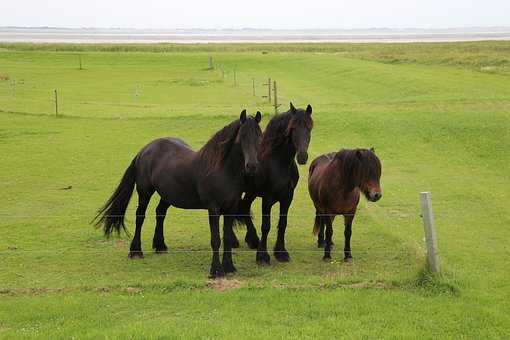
1;42;509;338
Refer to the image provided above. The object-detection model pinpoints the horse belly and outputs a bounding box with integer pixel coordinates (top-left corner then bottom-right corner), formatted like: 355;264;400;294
155;177;204;209
328;191;360;216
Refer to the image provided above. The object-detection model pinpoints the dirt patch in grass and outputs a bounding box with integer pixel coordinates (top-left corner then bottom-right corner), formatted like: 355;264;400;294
0;286;144;296
206;278;245;292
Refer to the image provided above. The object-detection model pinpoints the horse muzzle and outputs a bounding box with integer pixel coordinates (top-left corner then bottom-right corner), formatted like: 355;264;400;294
296;152;308;165
366;191;382;202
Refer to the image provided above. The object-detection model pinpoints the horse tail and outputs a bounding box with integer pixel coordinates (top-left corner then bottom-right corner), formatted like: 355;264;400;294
93;157;137;237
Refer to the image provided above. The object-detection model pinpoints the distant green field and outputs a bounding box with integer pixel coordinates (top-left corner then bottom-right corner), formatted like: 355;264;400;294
1;42;509;339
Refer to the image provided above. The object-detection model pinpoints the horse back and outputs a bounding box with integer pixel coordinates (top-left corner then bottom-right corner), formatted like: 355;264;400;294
309;153;332;173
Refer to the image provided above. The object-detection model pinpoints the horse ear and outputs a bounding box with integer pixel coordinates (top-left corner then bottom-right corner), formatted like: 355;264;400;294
306;104;312;115
370;147;375;153
240;109;247;124
289;102;296;113
255;111;262;123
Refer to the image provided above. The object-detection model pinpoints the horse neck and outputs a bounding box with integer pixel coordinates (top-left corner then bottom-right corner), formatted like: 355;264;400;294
266;137;296;166
222;143;245;176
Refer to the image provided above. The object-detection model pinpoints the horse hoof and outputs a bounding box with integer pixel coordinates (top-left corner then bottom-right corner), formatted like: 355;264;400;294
128;251;144;259
344;257;353;263
223;264;237;274
323;256;332;262
231;239;240;249
154;249;168;254
209;268;225;279
274;250;290;262
256;252;271;266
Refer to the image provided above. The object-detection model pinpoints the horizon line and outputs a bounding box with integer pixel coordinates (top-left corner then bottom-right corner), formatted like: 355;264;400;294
2;26;510;31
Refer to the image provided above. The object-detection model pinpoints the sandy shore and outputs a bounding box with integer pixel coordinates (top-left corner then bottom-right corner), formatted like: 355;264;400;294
1;27;510;43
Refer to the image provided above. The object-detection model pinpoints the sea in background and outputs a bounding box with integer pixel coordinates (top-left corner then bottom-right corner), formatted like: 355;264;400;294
1;27;510;43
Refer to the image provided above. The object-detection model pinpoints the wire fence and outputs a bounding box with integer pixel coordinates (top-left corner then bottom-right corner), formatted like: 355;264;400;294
1;62;505;264
0;58;311;121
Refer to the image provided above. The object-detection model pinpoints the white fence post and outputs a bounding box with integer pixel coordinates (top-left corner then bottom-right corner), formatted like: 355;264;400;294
420;192;440;274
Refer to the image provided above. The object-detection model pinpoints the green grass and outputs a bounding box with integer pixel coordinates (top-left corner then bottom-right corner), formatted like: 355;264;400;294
1;42;509;338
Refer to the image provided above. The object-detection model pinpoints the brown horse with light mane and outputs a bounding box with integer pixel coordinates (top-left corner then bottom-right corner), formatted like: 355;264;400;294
308;148;382;261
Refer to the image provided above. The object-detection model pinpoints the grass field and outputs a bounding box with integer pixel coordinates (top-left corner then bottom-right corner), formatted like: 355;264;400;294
1;42;509;338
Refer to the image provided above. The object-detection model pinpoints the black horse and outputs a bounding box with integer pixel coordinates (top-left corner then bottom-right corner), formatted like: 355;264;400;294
95;110;262;278
234;103;313;264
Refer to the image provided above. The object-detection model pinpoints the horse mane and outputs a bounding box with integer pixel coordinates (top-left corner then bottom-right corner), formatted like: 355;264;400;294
259;111;292;157
199;119;241;170
333;149;379;192
260;109;313;157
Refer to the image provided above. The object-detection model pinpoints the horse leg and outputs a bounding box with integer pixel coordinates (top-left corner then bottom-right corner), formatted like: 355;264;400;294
316;211;325;248
343;214;354;262
323;216;334;261
152;199;170;253
256;197;272;265
129;191;152;259
208;208;224;278
273;197;291;262
222;215;237;274
242;194;259;249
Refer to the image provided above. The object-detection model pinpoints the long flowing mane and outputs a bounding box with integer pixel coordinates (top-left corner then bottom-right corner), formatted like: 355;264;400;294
199;119;241;170
259;111;293;157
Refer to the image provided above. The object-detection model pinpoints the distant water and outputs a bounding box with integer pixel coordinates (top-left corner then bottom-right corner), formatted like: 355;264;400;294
1;27;510;43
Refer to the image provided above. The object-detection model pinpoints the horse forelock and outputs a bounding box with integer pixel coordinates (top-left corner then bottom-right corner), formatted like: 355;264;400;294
334;149;380;191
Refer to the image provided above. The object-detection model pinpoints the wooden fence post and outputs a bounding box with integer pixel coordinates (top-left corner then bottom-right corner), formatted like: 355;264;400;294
420;192;440;274
79;55;83;70
233;68;237;87
54;89;58;116
208;56;214;70
273;80;278;114
252;78;255;96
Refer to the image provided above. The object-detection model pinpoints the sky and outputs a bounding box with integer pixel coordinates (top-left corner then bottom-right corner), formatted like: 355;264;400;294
3;0;510;29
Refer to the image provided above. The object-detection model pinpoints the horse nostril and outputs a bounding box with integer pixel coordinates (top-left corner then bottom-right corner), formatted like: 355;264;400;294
374;192;382;200
246;163;257;173
297;152;308;164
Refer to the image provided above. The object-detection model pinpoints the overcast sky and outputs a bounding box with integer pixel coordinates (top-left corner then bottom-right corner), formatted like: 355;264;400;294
3;0;510;29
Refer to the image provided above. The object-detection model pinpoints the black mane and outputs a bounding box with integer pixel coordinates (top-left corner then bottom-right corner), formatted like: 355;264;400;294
260;109;314;157
199;119;241;170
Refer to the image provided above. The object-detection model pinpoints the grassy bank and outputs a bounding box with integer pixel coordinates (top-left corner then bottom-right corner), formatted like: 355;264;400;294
1;42;509;338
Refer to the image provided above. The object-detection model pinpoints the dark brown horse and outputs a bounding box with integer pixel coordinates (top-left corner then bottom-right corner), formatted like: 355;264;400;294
234;103;313;265
308;148;382;261
94;110;262;278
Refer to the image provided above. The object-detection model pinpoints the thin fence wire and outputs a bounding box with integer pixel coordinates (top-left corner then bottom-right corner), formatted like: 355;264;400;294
0;213;467;219
0;248;418;254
